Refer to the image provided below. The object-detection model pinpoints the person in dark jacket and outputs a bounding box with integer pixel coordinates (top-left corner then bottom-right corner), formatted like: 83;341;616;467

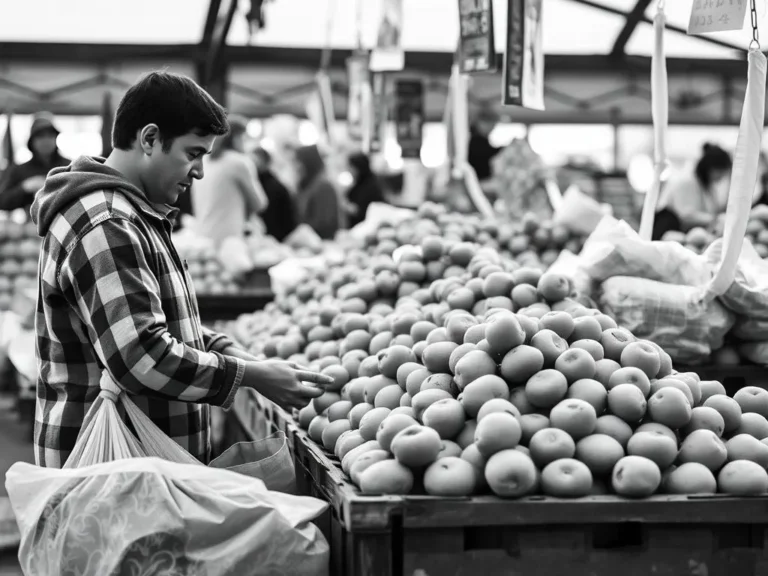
253;146;298;242
467;108;500;182
0;113;70;216
294;145;343;240
346;151;385;228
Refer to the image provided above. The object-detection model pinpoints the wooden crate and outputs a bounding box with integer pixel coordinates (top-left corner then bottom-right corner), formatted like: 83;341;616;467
287;422;768;576
230;388;768;576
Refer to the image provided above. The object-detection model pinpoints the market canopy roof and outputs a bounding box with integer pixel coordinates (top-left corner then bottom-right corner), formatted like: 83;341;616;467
0;0;763;123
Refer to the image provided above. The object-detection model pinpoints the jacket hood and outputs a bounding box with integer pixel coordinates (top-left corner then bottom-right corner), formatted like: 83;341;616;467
30;156;158;237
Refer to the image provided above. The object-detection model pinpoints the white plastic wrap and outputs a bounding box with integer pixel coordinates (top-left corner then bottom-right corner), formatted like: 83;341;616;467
600;276;735;364
6;457;329;576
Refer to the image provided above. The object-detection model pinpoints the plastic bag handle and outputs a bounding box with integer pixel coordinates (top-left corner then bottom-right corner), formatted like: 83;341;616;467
704;49;767;300
638;3;668;241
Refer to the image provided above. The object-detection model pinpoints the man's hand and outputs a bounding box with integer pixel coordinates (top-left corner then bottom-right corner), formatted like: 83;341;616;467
242;360;332;412
21;176;45;194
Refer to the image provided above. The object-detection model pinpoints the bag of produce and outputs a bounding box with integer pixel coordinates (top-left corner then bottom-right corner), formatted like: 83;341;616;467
599;276;734;364
5;371;330;576
730;316;768;341
579;215;712;286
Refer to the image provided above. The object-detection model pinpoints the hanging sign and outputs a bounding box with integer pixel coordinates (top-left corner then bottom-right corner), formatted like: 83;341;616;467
502;0;545;110
370;73;388;153
458;0;497;73
347;52;371;143
305;73;336;147
394;79;425;159
370;0;405;72
688;0;747;35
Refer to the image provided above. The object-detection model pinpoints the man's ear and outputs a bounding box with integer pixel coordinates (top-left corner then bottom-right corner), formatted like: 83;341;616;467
138;124;161;155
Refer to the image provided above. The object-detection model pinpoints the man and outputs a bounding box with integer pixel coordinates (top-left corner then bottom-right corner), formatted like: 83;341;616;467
0;112;70;216
30;72;330;468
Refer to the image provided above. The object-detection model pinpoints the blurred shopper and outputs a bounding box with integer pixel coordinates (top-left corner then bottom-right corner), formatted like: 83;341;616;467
191;114;268;245
467;108;501;182
295;144;344;240
252;146;298;242
0;112;70;216
29;71;329;468
346;151;385;228
653;143;732;240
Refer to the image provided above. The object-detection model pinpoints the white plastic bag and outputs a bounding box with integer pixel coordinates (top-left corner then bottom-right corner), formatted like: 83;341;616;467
6;372;330;576
6;457;329;576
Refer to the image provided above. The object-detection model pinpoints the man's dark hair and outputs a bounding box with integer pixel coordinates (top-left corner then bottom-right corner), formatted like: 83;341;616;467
112;71;229;152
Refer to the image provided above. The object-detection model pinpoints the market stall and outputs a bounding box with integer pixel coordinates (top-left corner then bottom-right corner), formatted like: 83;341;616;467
4;1;768;576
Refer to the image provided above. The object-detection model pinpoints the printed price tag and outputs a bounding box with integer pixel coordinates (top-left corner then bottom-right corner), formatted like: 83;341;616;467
688;0;748;34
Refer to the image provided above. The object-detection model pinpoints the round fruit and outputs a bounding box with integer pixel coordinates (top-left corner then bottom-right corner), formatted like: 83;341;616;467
647;387;692;429
525;369;568;409
627;431;678;469
437;439;463;460
607;367;651;397
475;412;523;457
703;395;743;433
678;429;727;472
359;459;414;495
500;345;545;385
554;348;597;384
477;399;522;422
717;460;768;495
520;414;551;445
612;456;661;497
725;434;768;467
541;458;593;497
424;457;477;497
620;342;661;379
529;428;576;468
461;375;510;418
663;463;717;495
575;434;624;476
422;398;466;439
594;415;633;449
684;406;725;437
607;384;647;424
567;379;608;414
549;399;597;440
391;425;442;468
484;449;539;498
376;413;419;451
350;450;391;486
454;350;497;390
734;387;768;419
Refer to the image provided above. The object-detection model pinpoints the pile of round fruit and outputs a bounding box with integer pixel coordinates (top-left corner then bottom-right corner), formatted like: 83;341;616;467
0;221;40;310
352;202;584;271
261;254;768;499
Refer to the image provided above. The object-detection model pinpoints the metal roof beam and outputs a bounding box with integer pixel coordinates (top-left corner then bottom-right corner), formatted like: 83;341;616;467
202;0;224;46
570;0;745;54
204;0;239;86
611;0;653;57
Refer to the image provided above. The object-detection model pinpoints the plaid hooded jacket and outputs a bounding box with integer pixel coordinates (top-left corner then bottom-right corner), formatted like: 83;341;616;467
30;156;246;468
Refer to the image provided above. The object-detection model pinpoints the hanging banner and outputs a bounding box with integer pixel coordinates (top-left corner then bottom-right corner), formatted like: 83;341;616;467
305;73;336;148
502;0;545;110
347;51;371;144
370;0;405;72
370;73;388;153
394;79;425;159
458;0;496;73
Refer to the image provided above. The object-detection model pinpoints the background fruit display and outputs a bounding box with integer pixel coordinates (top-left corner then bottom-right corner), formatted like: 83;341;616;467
661;204;768;258
0;221;41;311
227;217;768;500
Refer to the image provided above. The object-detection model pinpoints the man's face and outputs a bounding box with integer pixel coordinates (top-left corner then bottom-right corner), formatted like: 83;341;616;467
31;131;58;158
142;132;216;205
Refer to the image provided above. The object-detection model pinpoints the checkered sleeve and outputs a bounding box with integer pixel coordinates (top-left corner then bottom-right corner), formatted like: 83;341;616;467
58;217;245;408
201;326;237;354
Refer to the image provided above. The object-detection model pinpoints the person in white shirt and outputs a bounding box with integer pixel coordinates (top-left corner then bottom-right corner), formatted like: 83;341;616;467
191;114;268;245
653;143;731;240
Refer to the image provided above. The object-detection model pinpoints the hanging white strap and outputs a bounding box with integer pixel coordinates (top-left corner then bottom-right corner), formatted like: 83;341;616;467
638;0;669;241
704;48;766;300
